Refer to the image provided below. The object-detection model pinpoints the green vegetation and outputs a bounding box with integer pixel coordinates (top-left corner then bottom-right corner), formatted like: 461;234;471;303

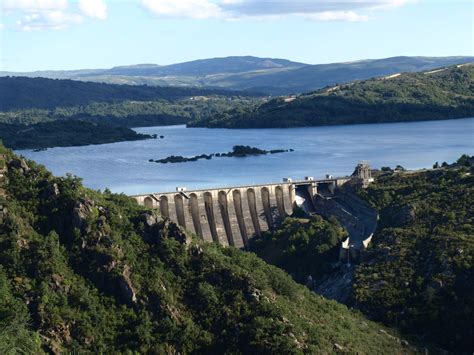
249;215;347;284
0;77;261;149
190;64;474;128
352;160;474;352
0;76;255;111
0;145;416;353
150;145;293;164
0;120;155;150
0;97;261;127
250;156;474;352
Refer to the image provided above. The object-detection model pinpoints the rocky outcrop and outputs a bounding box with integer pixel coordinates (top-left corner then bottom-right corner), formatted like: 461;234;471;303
142;210;163;227
118;265;137;304
41;182;60;200
8;158;30;173
72;198;95;230
159;219;192;246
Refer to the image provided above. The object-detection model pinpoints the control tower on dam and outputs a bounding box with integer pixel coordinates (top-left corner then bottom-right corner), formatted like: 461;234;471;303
132;176;351;248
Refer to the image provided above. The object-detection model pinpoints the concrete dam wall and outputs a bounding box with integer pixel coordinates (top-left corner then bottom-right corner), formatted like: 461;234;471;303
132;178;348;247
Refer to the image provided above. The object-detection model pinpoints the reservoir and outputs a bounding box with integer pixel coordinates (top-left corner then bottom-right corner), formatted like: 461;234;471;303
17;117;474;195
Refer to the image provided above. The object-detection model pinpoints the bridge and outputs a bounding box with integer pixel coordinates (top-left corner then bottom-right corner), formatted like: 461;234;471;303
132;176;351;248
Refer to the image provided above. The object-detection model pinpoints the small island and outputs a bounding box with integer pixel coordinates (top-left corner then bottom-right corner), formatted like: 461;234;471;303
149;145;293;164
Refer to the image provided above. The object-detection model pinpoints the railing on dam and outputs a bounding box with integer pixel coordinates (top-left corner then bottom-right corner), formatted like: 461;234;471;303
132;177;351;247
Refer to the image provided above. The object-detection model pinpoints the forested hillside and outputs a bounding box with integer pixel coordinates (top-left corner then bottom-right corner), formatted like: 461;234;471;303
0;76;255;111
0;77;261;149
190;64;474;128
249;156;474;352
0;144;415;353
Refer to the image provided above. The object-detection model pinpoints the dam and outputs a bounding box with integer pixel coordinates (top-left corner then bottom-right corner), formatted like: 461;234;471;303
132;176;353;248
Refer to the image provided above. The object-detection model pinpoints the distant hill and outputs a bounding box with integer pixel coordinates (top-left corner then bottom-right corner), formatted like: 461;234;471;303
189;64;474;128
2;56;472;95
224;56;474;94
0;76;255;111
101;56;305;76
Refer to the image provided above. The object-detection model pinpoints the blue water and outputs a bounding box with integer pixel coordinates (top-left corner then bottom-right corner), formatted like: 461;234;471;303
17;117;474;195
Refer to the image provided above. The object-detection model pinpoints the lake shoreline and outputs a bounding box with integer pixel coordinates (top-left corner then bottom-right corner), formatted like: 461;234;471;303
17;117;474;195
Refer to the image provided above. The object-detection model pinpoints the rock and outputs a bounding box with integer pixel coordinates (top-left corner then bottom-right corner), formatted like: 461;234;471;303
8;158;30;173
246;286;263;301
189;243;204;257
142;211;163;227
118;265;137;304
41;182;60;199
72;198;95;229
159;219;192;245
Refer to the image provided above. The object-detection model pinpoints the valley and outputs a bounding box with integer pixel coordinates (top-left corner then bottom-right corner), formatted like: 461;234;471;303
1;54;473;355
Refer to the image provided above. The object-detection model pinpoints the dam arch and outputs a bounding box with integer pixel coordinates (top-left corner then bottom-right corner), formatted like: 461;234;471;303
204;192;219;243
174;194;186;228
144;196;154;209
218;191;234;246
261;187;274;229
233;189;249;246
247;188;261;236
159;196;169;218
189;193;202;238
275;186;286;220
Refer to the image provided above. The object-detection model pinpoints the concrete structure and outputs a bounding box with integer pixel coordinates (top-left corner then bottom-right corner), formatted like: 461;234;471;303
352;161;374;188
132;177;350;247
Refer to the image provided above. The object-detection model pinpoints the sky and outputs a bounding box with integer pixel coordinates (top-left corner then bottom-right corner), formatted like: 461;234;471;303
0;0;473;72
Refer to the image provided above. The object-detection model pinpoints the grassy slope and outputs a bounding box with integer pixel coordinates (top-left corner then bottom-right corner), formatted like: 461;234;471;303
190;64;474;128
0;145;415;353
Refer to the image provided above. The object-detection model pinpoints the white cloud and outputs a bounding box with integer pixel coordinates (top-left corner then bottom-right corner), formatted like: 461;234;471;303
78;0;107;20
141;0;222;19
0;23;4;30
141;0;414;21
2;0;68;12
16;10;83;31
2;0;107;31
306;11;369;22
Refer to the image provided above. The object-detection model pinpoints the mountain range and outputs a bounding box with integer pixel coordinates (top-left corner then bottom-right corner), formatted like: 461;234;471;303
2;55;473;95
